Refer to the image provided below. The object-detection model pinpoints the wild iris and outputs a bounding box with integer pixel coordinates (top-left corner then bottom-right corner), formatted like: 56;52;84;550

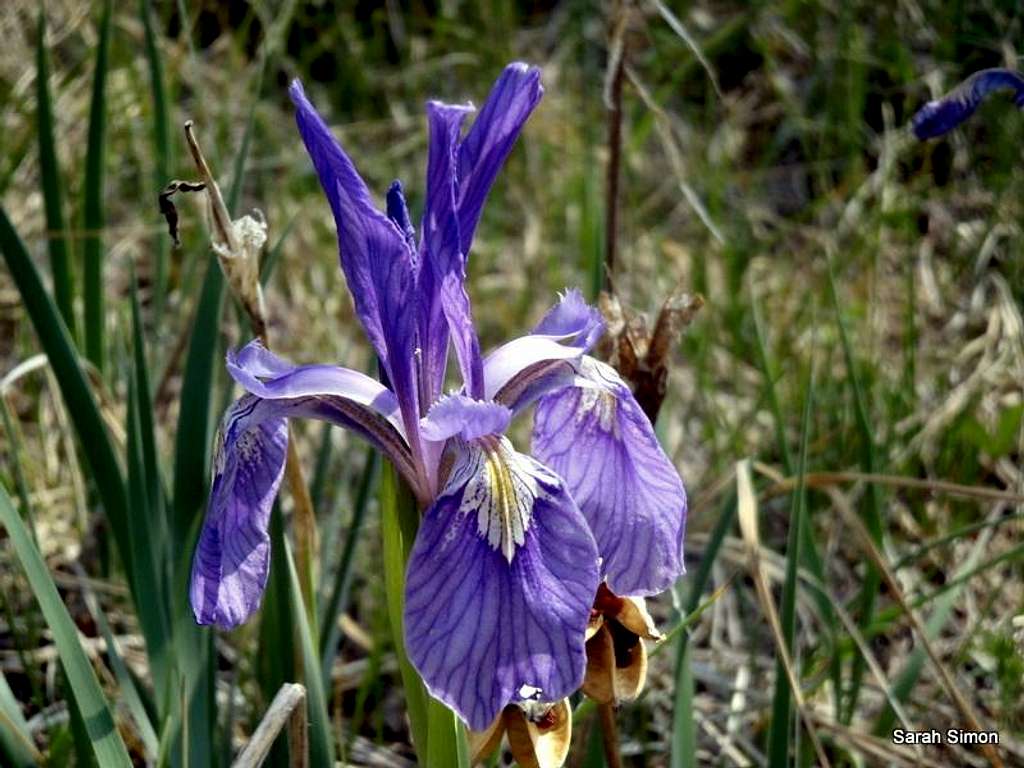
189;63;687;729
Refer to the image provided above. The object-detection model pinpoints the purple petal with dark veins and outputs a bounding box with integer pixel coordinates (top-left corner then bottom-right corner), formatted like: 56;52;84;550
225;341;418;488
420;394;511;442
190;395;288;628
532;288;604;351
289;80;422;452
190;370;427;630
456;63;543;256
423;101;485;398
483;291;604;411
532;358;687;596
404;437;598;729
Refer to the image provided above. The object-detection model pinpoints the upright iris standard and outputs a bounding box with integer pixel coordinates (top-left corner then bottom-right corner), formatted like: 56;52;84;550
190;63;688;730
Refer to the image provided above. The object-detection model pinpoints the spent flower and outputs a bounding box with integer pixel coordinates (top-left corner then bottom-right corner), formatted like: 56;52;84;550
189;63;687;730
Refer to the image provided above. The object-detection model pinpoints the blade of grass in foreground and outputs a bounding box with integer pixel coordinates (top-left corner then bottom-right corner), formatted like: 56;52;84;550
36;11;76;339
670;491;737;768
139;0;173;324
77;564;159;760
280;511;335;767
826;260;884;723
0;207;131;571
766;359;814;767
125;323;172;709
0;671;38;767
82;0;112;373
0;483;132;767
319;447;378;685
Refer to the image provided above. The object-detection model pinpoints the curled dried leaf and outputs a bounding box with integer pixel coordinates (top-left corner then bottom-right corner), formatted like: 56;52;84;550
158;179;206;246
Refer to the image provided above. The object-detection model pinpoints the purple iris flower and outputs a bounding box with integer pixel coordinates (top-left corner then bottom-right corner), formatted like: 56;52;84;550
188;63;687;729
911;68;1024;139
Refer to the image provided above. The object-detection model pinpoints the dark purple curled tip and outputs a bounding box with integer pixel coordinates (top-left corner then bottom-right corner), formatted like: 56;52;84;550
911;68;1024;140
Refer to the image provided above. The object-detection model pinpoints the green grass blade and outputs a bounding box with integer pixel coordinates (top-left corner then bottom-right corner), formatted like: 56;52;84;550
0;206;131;570
319;448;378;684
131;274;166;532
35;11;76;339
126;340;172;708
826;260;884;722
670;491;737;768
171;258;224;548
0;483;133;767
82;0;112;373
139;0;173;324
258;504;295;768
280;513;336;767
426;701;470;768
0;671;38;767
380;464;430;757
669;640;697;768
0;396;37;543
78;567;160;760
766;359;815;766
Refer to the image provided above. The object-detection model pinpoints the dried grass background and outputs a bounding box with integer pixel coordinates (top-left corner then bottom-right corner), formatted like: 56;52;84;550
1;0;1023;765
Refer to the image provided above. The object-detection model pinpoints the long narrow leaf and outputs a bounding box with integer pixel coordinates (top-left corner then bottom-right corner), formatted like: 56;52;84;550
826;261;884;722
126;332;172;708
380;465;430;756
319;448;378;684
0;671;38;767
82;0;113;373
139;0;173;324
281;514;335;767
35;11;75;338
0;207;131;571
0;483;133;767
670;491;736;768
77;565;160;760
766;360;815;766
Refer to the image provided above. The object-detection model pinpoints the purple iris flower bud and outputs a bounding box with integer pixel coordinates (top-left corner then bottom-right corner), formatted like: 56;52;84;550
188;63;687;730
911;68;1024;139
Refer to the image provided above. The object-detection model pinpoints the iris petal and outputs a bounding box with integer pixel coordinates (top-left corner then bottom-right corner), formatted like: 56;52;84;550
912;68;1024;139
532;358;687;595
404;437;599;729
420;394;512;442
289;80;421;449
423;101;485;398
456;63;544;255
482;291;604;411
190;396;287;628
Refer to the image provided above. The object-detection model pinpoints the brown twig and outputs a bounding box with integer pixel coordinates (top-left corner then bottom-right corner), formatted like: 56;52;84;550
603;0;629;293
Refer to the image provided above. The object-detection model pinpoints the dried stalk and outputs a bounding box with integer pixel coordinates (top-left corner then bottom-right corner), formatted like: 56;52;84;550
824;486;1005;768
232;682;307;768
735;459;832;768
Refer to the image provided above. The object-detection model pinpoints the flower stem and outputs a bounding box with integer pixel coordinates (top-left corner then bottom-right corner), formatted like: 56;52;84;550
596;701;624;768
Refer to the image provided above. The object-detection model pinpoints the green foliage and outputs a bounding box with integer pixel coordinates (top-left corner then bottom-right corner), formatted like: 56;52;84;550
82;0;112;373
0;483;132;767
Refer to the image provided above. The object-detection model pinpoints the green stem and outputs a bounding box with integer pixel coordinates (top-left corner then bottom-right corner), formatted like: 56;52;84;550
379;465;469;765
